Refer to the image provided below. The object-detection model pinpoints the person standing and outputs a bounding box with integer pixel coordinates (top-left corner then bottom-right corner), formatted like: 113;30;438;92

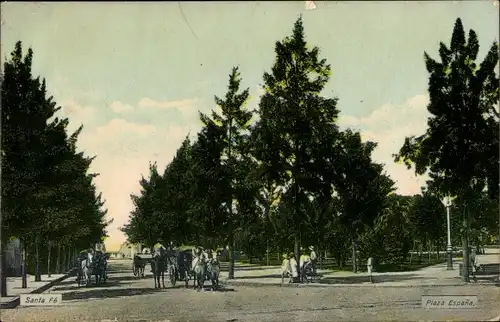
281;254;291;283
289;252;299;283
470;247;477;281
309;246;317;276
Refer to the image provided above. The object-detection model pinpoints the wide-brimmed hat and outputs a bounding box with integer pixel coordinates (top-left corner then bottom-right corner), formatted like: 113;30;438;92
282;253;288;259
309;246;314;250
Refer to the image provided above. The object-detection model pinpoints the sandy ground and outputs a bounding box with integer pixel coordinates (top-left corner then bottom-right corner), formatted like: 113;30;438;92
1;259;499;322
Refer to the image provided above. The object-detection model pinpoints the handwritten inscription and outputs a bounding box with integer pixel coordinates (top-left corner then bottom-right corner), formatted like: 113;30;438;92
422;295;478;309
20;294;63;306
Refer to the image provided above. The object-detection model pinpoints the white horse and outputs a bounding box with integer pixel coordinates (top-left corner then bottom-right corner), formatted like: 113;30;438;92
79;252;93;286
191;250;206;291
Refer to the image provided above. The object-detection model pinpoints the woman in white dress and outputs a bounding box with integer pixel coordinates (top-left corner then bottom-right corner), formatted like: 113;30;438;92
289;252;299;282
281;254;291;283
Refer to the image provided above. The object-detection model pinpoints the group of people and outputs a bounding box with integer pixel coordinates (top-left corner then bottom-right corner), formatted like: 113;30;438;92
191;246;219;265
281;246;317;283
150;240;219;271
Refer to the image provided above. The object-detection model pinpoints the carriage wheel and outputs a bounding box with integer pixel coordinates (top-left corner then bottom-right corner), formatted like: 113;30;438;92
169;266;176;286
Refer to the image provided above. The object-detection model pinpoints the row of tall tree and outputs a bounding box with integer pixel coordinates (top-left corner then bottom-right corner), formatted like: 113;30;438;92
1;42;110;296
123;17;499;281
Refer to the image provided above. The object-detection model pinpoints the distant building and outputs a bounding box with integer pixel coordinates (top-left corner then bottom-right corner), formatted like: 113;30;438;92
118;242;142;258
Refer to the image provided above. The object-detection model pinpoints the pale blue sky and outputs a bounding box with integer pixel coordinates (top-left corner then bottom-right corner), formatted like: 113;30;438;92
2;2;498;250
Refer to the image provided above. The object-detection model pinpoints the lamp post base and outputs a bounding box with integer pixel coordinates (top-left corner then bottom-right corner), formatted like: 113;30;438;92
446;250;454;270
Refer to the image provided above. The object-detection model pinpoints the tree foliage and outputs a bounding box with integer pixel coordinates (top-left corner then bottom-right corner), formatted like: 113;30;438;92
122;17;497;279
394;18;499;281
1;42;109;291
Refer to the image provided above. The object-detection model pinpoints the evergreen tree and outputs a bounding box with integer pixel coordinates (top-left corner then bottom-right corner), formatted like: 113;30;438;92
395;18;499;282
252;16;341;273
122;162;163;250
333;129;395;272
1;41;109;293
192;66;253;278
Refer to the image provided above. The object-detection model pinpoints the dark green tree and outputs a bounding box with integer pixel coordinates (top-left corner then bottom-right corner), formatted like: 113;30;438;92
193;66;253;278
252;16;341;274
1;41;109;292
333;129;396;272
189;122;227;248
1;41;67;290
121;162;163;250
395;18;499;282
161;136;197;245
372;194;414;263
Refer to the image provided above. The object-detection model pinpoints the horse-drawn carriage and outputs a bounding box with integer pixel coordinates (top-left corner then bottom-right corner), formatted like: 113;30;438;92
132;253;151;278
76;250;108;287
174;246;220;290
134;245;220;290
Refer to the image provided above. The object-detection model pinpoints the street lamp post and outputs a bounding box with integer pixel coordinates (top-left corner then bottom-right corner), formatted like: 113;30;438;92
441;196;453;270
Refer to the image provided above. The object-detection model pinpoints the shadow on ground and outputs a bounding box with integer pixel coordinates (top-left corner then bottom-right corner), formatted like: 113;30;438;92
52;279;132;291
319;273;428;284
107;274;153;282
222;266;280;272
229;274;283;280
186;285;236;292
62;287;169;301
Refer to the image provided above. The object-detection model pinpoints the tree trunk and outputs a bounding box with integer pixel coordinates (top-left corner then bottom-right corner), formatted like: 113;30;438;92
294;232;300;278
35;235;41;282
69;248;72;270
352;236;358;273
228;239;235;280
461;203;470;282
418;240;423;263
56;244;61;274
319;247;323;270
266;239;269;266
428;241;431;262
409;239;416;265
47;241;51;278
436;240;440;261
22;241;27;288
61;247;66;273
1;245;8;297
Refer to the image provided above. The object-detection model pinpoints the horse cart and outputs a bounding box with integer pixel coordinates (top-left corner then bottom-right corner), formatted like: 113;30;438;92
158;248;192;287
176;248;194;287
133;253;151;278
172;246;220;290
76;250;108;287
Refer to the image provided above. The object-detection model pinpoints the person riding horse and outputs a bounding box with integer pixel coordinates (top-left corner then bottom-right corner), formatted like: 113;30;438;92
152;239;167;288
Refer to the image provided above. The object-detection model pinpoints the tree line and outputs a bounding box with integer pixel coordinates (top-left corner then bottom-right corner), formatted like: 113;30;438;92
1;42;110;296
122;16;498;281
